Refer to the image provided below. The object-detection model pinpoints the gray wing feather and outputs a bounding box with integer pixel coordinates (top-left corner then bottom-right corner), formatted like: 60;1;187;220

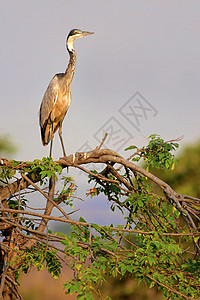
39;75;59;128
39;75;60;145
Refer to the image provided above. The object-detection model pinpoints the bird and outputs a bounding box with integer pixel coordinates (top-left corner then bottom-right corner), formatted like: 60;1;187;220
39;29;94;157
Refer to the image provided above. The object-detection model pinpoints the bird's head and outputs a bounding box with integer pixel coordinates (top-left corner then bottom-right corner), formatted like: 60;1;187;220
66;29;94;51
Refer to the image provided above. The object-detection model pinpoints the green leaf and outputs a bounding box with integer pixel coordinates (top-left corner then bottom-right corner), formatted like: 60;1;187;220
125;145;137;151
40;170;47;179
91;223;101;232
47;170;55;178
79;216;87;223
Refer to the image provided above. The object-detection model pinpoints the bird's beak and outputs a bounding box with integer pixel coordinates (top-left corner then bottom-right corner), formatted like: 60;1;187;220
82;31;94;36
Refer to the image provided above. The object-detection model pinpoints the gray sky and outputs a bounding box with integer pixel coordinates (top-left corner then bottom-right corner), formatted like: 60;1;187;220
1;1;200;225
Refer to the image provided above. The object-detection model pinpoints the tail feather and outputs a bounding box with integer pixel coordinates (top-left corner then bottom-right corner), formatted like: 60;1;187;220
41;120;53;146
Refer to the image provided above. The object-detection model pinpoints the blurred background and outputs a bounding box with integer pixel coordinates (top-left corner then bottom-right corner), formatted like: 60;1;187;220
1;1;200;299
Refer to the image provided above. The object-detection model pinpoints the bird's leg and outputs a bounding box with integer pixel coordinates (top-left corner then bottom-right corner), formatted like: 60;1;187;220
58;126;67;157
49;122;54;158
49;138;53;158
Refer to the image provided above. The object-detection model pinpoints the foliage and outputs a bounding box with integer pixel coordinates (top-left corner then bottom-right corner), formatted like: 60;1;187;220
61;196;200;299
54;176;77;207
0;157;62;184
149;140;200;197
27;157;63;181
15;243;62;280
126;134;179;170
0;135;200;300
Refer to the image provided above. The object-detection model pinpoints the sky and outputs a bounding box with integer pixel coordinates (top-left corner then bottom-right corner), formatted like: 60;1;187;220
1;1;200;225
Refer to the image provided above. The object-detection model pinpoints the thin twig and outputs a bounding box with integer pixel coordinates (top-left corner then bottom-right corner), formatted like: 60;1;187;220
21;173;72;221
95;133;108;150
0;209;199;237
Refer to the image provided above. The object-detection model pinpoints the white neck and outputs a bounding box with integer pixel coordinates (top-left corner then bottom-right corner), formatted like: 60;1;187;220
67;36;75;52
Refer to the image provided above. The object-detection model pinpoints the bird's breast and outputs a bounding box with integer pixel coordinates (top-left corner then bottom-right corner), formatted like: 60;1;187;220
51;91;71;123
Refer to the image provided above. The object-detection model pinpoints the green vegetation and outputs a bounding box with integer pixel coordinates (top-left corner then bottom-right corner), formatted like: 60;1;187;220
150;140;200;197
0;135;199;300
